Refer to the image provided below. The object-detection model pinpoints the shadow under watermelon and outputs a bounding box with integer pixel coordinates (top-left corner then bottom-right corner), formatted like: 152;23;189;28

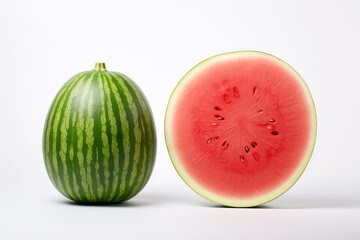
205;196;360;209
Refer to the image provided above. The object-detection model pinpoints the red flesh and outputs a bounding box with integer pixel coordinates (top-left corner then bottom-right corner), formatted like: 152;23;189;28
171;56;312;199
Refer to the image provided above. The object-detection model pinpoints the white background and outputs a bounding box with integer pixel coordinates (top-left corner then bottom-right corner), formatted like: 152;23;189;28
1;0;360;239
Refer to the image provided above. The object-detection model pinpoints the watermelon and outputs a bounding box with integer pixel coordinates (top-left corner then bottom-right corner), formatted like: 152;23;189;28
165;51;316;207
43;63;156;203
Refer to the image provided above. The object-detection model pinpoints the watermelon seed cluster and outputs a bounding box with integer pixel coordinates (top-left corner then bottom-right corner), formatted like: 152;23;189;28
268;119;278;136
205;84;280;168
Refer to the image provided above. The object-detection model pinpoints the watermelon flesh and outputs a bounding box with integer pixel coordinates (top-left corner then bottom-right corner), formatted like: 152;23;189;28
165;51;316;207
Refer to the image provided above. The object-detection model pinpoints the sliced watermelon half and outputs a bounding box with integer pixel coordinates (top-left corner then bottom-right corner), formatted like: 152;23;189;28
165;51;317;207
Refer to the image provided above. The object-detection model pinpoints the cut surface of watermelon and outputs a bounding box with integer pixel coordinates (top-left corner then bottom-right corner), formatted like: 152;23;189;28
165;51;316;207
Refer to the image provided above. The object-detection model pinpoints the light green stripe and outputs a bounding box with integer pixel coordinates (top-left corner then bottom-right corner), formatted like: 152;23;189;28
60;87;80;200
76;73;95;200
85;89;95;200
102;76;121;200
109;73;142;192
115;81;141;188
51;75;88;197
59;116;73;198
121;74;154;191
131;117;147;195
106;74;131;199
72;111;77;127
68;142;81;200
69;110;82;200
59;73;92;201
98;73;111;196
44;73;86;186
95;147;103;198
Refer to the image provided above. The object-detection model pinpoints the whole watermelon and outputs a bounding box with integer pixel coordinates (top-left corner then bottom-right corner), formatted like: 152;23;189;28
43;63;156;203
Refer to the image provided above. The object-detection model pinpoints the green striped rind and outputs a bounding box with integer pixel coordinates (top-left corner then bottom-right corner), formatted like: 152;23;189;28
43;70;156;203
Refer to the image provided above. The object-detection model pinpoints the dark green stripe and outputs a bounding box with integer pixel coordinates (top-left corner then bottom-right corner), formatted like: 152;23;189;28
71;75;93;201
101;73;115;201
68;102;88;202
56;74;92;200
113;74;146;198
109;73;136;200
118;74;155;193
67;110;85;201
74;72;96;201
82;74;95;201
62;106;78;201
87;81;99;201
45;73;86;186
106;73;137;201
102;74;123;201
99;73;114;201
129;116;146;198
91;75;105;200
48;73;87;199
119;73;155;192
61;76;91;202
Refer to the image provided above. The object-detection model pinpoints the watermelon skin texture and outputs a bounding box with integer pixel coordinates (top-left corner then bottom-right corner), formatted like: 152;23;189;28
43;66;156;203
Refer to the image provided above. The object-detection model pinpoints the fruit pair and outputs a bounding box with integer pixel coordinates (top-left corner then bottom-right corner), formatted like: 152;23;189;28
43;51;316;207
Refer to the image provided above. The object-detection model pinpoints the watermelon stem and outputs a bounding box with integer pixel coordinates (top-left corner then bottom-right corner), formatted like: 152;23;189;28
92;62;107;71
